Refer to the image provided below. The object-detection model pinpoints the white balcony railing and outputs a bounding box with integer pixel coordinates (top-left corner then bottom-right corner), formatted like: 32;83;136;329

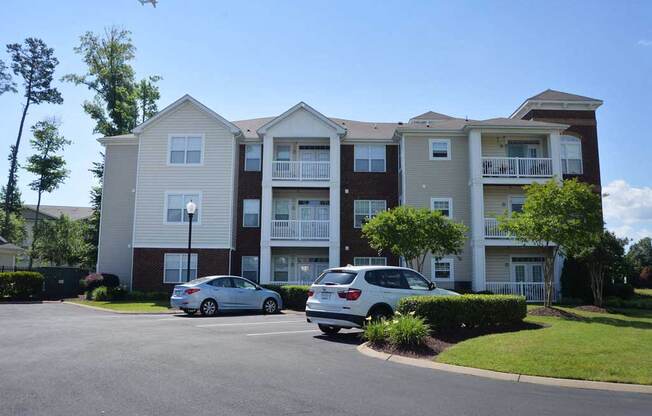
272;161;330;181
270;220;329;240
484;218;511;239
485;282;556;302
482;157;553;178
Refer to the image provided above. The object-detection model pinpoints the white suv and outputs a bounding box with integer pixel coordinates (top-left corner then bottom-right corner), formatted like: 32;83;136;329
305;266;458;334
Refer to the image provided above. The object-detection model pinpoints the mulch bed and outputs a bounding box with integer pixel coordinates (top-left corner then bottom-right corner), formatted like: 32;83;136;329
574;305;608;313
528;306;584;320
370;321;542;359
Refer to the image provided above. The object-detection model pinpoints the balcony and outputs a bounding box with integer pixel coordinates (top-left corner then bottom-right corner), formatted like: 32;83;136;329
270;220;329;240
484;218;510;239
272;161;330;181
482;157;553;178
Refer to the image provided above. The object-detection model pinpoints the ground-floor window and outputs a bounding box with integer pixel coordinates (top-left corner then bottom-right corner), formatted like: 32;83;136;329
272;256;289;282
241;256;259;282
164;253;198;283
353;257;387;266
432;257;454;281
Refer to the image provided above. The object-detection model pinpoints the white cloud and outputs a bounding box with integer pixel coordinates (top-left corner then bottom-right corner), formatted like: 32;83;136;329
603;180;652;242
638;39;652;47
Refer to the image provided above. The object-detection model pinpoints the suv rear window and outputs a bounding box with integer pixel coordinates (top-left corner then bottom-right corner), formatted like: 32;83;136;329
315;271;357;286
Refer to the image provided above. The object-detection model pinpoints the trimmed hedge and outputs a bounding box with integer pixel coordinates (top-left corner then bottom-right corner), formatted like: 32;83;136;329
0;271;44;300
260;284;310;310
397;294;526;332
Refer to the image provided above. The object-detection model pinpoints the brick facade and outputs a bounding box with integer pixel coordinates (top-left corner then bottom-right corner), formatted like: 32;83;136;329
340;144;399;266
132;248;230;292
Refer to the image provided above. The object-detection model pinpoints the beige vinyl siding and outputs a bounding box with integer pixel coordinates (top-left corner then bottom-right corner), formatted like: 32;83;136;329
97;143;139;284
133;101;236;248
485;247;548;282
402;133;471;283
483;185;526;217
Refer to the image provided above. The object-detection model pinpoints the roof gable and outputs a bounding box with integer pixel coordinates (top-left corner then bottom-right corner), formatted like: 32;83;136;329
527;89;601;102
256;102;346;136
410;111;453;121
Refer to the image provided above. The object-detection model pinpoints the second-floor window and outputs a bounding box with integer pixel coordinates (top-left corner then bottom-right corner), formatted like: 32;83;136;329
354;145;386;172
169;135;203;165
561;135;583;175
166;193;200;223
354;200;386;228
243;199;260;227
245;144;261;171
429;139;451;160
430;197;452;218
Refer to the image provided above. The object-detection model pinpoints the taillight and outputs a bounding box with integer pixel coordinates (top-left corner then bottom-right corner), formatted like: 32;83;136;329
307;290;314;298
338;288;362;301
185;288;200;295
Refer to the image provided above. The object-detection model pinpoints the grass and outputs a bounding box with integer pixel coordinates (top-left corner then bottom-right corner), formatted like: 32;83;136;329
436;307;652;385
635;288;652;297
69;299;172;313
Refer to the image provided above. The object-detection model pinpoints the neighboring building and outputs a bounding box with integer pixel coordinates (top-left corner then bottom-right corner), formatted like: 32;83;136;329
97;90;602;301
0;235;24;271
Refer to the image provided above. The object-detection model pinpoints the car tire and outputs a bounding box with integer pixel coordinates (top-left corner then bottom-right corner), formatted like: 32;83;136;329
262;298;279;314
199;299;218;317
318;324;341;335
367;305;393;323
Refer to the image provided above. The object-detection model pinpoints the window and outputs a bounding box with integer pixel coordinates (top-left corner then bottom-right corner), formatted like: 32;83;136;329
561;135;583;175
210;277;233;288
430;198;452;218
272;256;289;282
243;199;260;227
429;139;451;160
402;270;430;290
273;199;290;221
354;145;386;172
166;193;200;223
510;196;525;214
232;278;257;289
164;253;198;283
244;144;261;171
169;135;203;165
315;271;357;285
275;145;291;161
353;257;387;266
432;258;454;281
364;269;408;289
354;200;386;228
241;256;259;282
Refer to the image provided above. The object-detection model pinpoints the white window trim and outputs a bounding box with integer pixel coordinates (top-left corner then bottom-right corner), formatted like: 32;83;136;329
432;257;454;281
163;253;198;284
244;143;262;171
430;197;453;219
429;138;451;161
163;191;203;225
353;257;387;266
508;194;525;215
243;199;260;228
560;135;583;175
354;144;387;173
241;256;259;281
354;200;387;229
509;255;546;283
167;134;205;166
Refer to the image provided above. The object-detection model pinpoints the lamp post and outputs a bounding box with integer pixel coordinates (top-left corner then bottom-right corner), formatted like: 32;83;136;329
185;201;197;282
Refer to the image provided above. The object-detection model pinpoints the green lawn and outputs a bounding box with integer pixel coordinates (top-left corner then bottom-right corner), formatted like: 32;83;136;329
69;299;172;313
436;307;652;385
636;288;652;297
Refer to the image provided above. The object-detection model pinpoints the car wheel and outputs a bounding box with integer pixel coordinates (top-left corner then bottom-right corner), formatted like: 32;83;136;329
200;299;218;317
367;305;393;323
262;298;279;314
318;324;341;335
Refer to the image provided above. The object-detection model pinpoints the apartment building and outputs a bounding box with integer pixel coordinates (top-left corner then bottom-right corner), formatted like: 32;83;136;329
97;89;602;301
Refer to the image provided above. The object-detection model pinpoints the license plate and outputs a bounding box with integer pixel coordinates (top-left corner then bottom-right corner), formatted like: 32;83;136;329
320;292;331;300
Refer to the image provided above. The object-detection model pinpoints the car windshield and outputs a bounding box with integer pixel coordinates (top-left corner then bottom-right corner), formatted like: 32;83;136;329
314;271;357;286
187;277;214;285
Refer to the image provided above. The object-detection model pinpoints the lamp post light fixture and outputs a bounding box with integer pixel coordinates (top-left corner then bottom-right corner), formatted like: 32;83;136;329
185;200;197;282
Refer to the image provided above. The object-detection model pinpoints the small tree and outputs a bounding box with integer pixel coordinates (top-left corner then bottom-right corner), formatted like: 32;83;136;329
500;179;603;307
24;119;71;269
362;206;467;274
32;215;88;266
0;210;26;246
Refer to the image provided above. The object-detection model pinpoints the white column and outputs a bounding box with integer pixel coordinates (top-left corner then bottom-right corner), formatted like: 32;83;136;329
329;133;341;268
468;129;486;291
549;130;562;181
260;134;274;282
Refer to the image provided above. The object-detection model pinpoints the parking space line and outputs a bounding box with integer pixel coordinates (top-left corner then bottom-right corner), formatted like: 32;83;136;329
196;320;304;328
246;329;320;336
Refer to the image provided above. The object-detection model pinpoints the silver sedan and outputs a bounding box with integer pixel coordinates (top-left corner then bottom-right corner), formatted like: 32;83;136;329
170;276;283;316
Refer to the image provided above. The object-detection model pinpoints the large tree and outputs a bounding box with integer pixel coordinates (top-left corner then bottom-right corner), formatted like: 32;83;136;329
0;59;16;95
500;179;603;307
2;38;63;237
627;237;652;271
32;215;87;266
135;75;162;124
24;119;70;269
362;206;467;274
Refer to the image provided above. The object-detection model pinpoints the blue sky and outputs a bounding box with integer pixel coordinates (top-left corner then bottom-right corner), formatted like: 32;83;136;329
1;0;651;241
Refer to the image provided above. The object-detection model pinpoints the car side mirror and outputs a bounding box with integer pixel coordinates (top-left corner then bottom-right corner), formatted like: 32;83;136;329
428;282;436;290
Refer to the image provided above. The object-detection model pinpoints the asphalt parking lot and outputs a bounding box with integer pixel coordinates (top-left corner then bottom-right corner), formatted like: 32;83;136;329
0;303;650;416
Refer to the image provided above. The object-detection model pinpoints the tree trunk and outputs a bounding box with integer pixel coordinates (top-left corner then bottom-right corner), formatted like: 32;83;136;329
589;264;605;307
543;248;556;308
2;98;30;235
28;190;43;270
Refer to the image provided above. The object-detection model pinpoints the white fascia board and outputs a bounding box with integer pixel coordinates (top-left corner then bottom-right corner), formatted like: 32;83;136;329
510;99;603;119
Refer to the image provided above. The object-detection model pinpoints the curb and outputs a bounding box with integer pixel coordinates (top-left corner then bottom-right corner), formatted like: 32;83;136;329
357;343;652;394
62;301;178;315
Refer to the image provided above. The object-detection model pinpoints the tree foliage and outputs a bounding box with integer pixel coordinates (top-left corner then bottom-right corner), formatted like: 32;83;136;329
499;179;603;307
2;38;62;238
0;59;16;95
627;237;652;271
135;75;162;124
32;215;88;266
0;210;26;246
362;206;467;273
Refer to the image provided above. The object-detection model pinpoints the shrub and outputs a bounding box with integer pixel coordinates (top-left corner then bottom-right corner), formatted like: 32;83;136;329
80;273;120;294
124;290;168;301
100;274;120;288
0;272;44;300
387;313;429;348
363;320;388;345
90;286;110;301
260;284;309;310
606;283;635;300
397;294;526;332
560;258;593;302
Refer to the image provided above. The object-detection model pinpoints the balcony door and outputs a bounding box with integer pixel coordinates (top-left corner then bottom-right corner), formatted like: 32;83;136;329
511;257;545;283
299;146;329;179
508;141;540;158
297;257;329;284
298;200;329;239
